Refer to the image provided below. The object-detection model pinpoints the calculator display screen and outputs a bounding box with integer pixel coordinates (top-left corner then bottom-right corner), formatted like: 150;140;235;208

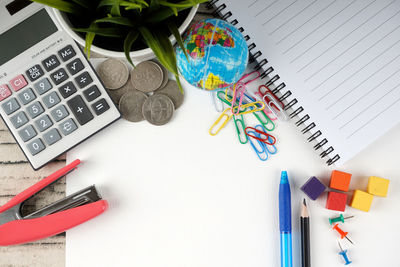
0;9;58;66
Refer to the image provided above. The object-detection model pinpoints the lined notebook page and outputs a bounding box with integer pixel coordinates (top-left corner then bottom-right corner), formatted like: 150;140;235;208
224;0;400;164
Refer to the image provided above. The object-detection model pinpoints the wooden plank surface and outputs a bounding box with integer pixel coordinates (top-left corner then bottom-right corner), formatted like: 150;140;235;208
0;4;213;266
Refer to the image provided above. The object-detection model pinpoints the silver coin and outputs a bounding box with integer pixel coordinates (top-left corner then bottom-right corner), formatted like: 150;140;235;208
155;80;184;109
157;62;169;90
142;94;174;126
97;59;129;90
107;75;138;104
131;61;164;93
119;91;148;122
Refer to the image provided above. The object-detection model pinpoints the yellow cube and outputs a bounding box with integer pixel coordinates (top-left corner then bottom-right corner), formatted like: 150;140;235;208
350;190;374;212
367;176;389;197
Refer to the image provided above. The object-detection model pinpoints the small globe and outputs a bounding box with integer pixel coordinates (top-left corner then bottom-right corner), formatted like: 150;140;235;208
176;18;249;91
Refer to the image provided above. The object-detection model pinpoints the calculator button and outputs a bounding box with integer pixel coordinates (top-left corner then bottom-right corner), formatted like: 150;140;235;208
59;118;77;135
9;74;27;92
34;115;53;132
10;111;28;129
92;98;109;115
75;72;93;88
83;85;101;102
43;128;61;146
19;124;37;142
50;68;69;85
67;95;94;125
26;65;44;82
2;98;20;115
34;78;53;95
27;138;45;155
58;45;76;62
0;84;12;101
51;104;69;122
58;81;77;99
26;101;44;119
43;91;61;109
67;58;84;75
42;55;60;72
18;88;36;105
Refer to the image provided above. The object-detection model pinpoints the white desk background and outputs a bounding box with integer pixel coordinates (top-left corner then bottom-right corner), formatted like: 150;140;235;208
65;71;400;267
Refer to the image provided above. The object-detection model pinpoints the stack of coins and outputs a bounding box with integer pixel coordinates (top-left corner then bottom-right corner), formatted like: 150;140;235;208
97;59;183;126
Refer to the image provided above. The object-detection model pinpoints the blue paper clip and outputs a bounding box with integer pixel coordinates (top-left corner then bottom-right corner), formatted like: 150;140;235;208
233;114;248;144
210;91;224;112
255;125;278;154
248;130;268;161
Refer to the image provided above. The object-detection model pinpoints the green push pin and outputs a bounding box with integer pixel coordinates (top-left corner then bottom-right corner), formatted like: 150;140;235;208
329;214;354;225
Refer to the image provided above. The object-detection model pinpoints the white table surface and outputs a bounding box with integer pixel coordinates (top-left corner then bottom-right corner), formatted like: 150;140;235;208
65;75;400;267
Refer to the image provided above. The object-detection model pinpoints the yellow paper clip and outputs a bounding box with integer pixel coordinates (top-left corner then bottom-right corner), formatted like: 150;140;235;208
233;101;265;115
209;108;233;136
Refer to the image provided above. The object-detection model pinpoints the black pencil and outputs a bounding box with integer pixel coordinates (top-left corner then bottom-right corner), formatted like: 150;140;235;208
301;198;310;267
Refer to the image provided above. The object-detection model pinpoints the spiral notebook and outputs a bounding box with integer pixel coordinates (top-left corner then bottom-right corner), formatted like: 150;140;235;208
211;0;400;165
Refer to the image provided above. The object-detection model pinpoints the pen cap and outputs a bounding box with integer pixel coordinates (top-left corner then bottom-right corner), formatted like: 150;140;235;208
279;171;292;232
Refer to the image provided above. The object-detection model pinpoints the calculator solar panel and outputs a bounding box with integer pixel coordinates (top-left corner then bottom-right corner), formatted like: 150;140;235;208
0;3;120;169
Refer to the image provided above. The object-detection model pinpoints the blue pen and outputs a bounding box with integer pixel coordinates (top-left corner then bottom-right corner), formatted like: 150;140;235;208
279;171;293;267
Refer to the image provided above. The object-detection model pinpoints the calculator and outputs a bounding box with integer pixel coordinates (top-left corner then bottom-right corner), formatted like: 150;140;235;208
0;1;121;170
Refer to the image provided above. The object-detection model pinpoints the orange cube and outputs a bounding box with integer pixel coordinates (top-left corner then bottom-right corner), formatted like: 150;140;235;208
330;170;352;192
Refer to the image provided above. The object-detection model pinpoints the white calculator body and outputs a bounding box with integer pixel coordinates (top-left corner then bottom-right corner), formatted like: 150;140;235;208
0;1;121;170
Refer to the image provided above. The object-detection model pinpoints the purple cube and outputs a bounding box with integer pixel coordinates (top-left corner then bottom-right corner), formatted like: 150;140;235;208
300;176;326;200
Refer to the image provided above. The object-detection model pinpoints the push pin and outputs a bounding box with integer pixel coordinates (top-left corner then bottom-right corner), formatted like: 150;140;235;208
338;241;352;265
332;224;353;244
329;214;354;225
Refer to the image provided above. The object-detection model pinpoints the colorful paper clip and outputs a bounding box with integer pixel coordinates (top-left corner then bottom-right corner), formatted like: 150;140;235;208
233;101;265;115
263;93;288;121
245;126;276;145
258;85;284;109
255;125;278;154
231;82;246;115
248;130;268;161
209;108;233;136
210;91;224;112
253;109;276;131
233;114;248;144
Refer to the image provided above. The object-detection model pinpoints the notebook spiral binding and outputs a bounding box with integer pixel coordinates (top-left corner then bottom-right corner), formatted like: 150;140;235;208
207;0;340;165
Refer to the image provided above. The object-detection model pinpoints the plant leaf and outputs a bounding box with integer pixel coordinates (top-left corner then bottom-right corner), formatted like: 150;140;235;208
124;30;139;67
70;0;92;9
145;6;186;23
31;0;84;14
98;0;121;16
85;32;96;58
167;20;188;60
73;25;126;38
95;16;136;27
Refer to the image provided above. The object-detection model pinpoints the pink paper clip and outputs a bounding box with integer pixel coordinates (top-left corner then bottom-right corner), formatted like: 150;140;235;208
230;71;261;114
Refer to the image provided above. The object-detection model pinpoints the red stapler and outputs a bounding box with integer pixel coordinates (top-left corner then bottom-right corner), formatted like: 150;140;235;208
0;159;107;246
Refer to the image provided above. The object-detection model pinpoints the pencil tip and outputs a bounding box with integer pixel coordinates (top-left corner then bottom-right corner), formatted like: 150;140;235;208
303;198;307;206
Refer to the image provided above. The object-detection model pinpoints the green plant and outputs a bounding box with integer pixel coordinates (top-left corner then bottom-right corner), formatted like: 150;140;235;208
32;0;207;92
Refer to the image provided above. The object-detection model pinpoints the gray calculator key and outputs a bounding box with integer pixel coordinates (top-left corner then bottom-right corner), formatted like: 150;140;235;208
18;88;36;105
43;128;61;146
26;101;44;119
67;95;94;125
42;54;60;72
59;118;77;135
58;81;77;99
34;115;53;132
34;78;53;95
26;65;44;82
67;58;84;75
18;124;37;142
43;91;60;108
10;111;28;129
83;85;101;102
75;72;93;88
2;98;20;115
51;104;69;122
27;138;45;155
58;45;76;62
50;68;69;85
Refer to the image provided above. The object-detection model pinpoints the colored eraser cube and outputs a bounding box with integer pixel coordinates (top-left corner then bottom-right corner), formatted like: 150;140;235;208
326;191;347;212
300;176;326;200
367;176;389;197
350;190;373;212
330;170;352;192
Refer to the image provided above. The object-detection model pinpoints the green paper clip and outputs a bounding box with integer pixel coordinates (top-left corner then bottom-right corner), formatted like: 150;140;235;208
233;114;248;144
253;110;275;131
